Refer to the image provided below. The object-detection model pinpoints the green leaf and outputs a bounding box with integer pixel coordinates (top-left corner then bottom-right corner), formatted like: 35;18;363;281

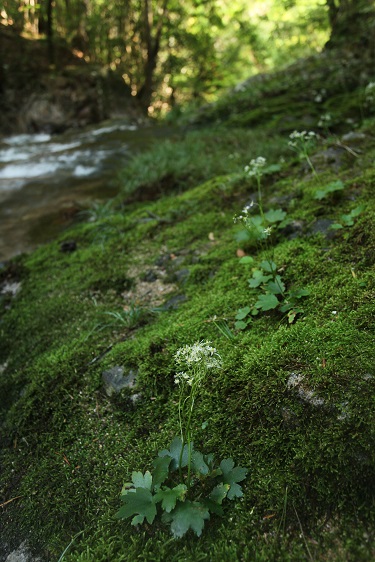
248;270;272;288
331;223;343;230
154;484;187;513
264;209;287;223
235;306;251;320
213;320;235;341
234;320;248;330
115;487;157;525
131;470;152;491
159;437;189;471
287;309;298;323
191;450;209;476
289;288;310;299
254;293;279;311
239;256;254;264
202;499;224;516
209;483;230;504
260;260;277;273
266;275;286;295
314;180;344;200
152;456;172;490
219;458;248;500
264;163;281;174
164;500;210;538
235;229;250;243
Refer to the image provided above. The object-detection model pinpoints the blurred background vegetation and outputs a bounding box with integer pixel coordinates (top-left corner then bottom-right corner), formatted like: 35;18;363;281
2;0;374;116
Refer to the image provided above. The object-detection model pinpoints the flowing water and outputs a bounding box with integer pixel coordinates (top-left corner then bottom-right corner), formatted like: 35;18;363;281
0;120;171;262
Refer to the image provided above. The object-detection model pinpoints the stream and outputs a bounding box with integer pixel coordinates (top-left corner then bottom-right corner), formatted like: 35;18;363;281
0;120;172;262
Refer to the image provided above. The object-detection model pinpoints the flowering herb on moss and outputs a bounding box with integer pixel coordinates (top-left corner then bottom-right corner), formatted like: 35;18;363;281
116;342;247;538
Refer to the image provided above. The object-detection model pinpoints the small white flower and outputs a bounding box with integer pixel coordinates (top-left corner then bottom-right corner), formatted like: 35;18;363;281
242;201;255;214
244;156;266;178
174;341;222;385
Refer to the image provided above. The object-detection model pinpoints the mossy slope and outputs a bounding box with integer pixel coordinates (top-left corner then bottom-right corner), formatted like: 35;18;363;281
1;51;375;561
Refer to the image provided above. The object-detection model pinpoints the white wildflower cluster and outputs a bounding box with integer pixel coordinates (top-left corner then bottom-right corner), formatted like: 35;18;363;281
313;89;326;103
288;130;317;149
263;226;272;237
244;156;266;177
317;113;332;128
365;82;375;104
174;340;222;385
233;200;255;223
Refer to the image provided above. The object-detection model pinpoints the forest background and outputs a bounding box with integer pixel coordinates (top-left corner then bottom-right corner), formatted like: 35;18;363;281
2;0;374;118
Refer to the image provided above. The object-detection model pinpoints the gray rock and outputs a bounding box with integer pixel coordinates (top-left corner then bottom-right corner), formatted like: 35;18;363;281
309;218;336;239
5;542;41;562
174;269;190;283
161;294;187;310
287;372;325;407
341;131;366;144
141;270;158;282
280;220;304;240
102;366;137;397
311;146;347;172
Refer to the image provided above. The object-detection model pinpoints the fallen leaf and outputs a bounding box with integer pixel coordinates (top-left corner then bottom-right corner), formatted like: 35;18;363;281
236;249;246;257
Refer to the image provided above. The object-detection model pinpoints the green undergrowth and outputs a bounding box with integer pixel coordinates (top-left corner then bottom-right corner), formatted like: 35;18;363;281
1;56;375;561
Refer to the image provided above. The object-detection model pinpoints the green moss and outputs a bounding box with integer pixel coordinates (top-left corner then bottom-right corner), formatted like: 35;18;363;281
1;58;375;562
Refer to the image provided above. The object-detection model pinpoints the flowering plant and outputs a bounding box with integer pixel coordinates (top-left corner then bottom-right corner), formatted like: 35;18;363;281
288;130;318;178
233;152;309;329
116;342;247;538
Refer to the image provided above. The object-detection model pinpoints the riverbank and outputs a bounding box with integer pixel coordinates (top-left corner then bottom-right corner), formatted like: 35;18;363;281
1;49;375;561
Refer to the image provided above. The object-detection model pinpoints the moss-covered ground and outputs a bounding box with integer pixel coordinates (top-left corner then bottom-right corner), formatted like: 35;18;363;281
1;49;375;561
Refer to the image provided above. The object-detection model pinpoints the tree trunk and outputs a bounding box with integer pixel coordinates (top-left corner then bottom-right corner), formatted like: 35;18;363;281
136;0;168;111
325;0;375;52
46;0;54;64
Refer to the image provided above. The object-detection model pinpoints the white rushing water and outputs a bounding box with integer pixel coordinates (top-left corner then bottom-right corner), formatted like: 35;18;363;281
0;123;138;189
0;120;145;261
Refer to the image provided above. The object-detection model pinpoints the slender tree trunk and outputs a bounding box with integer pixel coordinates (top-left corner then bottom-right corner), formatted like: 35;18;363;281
46;0;54;64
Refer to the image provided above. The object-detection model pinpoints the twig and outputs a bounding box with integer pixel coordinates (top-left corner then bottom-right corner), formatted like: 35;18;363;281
0;495;23;508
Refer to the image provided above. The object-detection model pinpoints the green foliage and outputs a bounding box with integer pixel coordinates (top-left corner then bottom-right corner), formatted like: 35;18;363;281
331;205;365;229
115;437;247;538
235;208;288;244
314;180;345;200
235;259;310;329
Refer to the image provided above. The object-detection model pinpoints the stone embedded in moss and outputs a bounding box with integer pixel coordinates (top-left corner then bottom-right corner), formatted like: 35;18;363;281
102;366;137;396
